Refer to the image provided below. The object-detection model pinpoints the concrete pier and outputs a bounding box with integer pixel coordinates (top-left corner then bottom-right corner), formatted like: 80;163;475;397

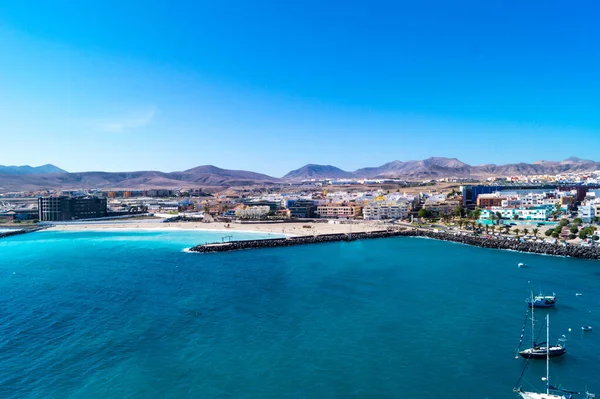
189;229;600;260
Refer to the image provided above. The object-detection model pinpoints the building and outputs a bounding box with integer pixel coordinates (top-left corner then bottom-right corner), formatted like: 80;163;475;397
476;193;507;208
316;203;362;219
578;205;595;223
289;200;317;218
363;200;411;220
422;199;461;215
235;205;270;219
38;197;107;221
480;206;550;221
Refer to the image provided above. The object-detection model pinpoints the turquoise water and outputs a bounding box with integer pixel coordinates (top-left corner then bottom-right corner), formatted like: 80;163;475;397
1;230;599;398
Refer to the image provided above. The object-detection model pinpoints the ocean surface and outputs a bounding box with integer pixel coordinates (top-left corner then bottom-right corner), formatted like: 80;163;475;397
1;229;599;399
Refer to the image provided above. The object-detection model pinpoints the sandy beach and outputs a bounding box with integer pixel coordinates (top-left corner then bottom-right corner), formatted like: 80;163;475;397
48;220;394;236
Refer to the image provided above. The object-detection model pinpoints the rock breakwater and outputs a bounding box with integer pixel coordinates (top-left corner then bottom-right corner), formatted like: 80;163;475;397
189;229;600;260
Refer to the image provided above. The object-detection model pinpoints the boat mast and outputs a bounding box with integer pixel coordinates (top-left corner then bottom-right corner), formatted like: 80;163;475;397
531;291;535;348
546;314;550;395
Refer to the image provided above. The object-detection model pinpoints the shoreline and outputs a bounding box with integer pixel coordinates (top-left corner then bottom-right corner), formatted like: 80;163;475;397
28;221;600;260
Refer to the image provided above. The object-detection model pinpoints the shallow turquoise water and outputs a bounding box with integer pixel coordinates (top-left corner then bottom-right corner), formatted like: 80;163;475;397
0;230;599;398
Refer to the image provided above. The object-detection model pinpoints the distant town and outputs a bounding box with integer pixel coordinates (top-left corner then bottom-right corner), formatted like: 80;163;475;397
2;165;600;245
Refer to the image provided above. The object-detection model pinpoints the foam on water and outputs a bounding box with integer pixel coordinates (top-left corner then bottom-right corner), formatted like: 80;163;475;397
0;230;598;398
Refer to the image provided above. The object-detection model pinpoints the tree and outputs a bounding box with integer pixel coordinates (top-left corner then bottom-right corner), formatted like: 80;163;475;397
491;225;496;233
477;223;483;231
513;228;520;237
559;218;569;226
513;214;520;220
573;218;583;225
593;235;599;241
522;228;529;236
552;231;560;238
458;219;464;229
570;225;579;234
569;234;576;240
533;228;539;237
544;229;552;237
485;224;489;234
495;211;502;221
503;225;511;235
555;202;562;215
418;209;432;219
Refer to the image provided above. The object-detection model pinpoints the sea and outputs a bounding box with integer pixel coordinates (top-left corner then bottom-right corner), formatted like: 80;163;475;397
0;229;599;399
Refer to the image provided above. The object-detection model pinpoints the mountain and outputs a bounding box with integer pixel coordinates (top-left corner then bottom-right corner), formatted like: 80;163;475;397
0;165;280;192
1;157;600;192
283;164;353;181
282;157;600;181
0;164;67;175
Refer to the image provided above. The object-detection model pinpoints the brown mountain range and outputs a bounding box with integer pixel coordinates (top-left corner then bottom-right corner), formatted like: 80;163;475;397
0;157;598;192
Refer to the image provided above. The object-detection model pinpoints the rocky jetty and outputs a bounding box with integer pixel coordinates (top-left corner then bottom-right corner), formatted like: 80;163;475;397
189;229;600;260
0;226;44;240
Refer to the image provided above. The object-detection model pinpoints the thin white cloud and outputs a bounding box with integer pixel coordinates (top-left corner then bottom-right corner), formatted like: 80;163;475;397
95;106;157;133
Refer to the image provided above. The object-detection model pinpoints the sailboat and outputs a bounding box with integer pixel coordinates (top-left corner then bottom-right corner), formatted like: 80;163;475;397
514;315;595;399
518;293;566;359
527;291;557;308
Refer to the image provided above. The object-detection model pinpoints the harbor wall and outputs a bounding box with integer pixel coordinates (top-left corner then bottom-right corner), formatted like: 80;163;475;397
189;229;600;260
0;226;44;240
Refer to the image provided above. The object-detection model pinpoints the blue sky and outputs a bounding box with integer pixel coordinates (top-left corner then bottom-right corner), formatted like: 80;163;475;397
1;1;600;177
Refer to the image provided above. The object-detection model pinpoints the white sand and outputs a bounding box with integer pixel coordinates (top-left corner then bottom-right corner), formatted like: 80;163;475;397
48;220;394;236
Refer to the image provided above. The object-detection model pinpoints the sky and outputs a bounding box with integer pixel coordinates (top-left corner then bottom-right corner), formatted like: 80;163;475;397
1;1;600;177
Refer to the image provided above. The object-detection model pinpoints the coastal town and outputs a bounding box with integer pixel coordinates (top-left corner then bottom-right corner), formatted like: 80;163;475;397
2;168;600;251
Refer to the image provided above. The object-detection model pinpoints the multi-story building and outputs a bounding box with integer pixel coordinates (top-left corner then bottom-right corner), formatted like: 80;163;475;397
38;197;107;221
476;193;507;208
235;205;271;219
289;200;317;218
363;200;411;220
578;205;595;223
480;206;550;221
316;203;362;219
422;199;461;215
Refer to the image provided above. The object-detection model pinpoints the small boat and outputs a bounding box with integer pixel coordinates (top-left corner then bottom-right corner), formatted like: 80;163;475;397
528;293;556;308
582;325;592;331
518;262;527;268
576;293;583;296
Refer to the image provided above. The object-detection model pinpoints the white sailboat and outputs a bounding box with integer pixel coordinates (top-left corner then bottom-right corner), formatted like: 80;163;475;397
514;314;595;399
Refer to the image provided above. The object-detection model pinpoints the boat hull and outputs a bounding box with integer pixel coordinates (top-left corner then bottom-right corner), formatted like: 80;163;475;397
519;347;566;359
527;298;556;308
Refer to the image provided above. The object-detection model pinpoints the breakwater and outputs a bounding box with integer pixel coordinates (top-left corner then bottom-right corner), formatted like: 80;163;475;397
0;226;44;240
189;229;600;260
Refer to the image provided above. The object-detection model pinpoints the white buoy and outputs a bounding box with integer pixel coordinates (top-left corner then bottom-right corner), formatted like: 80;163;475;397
568;328;572;332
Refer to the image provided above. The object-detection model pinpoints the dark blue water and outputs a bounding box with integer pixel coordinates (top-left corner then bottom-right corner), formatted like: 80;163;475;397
1;230;599;398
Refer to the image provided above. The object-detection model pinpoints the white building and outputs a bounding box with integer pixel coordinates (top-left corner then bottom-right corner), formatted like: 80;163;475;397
578;205;595;223
235;205;270;219
480;207;550;221
363;200;411;220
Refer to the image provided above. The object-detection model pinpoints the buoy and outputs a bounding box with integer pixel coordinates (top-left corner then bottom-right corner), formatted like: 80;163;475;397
568;328;572;332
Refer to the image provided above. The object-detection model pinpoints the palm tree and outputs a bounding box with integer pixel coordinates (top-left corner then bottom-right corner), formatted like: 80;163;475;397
522;228;529;236
458;219;464;229
491;225;496;234
485;224;489;234
513;228;520;237
533;228;539;238
503;225;511;235
477;223;483;231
